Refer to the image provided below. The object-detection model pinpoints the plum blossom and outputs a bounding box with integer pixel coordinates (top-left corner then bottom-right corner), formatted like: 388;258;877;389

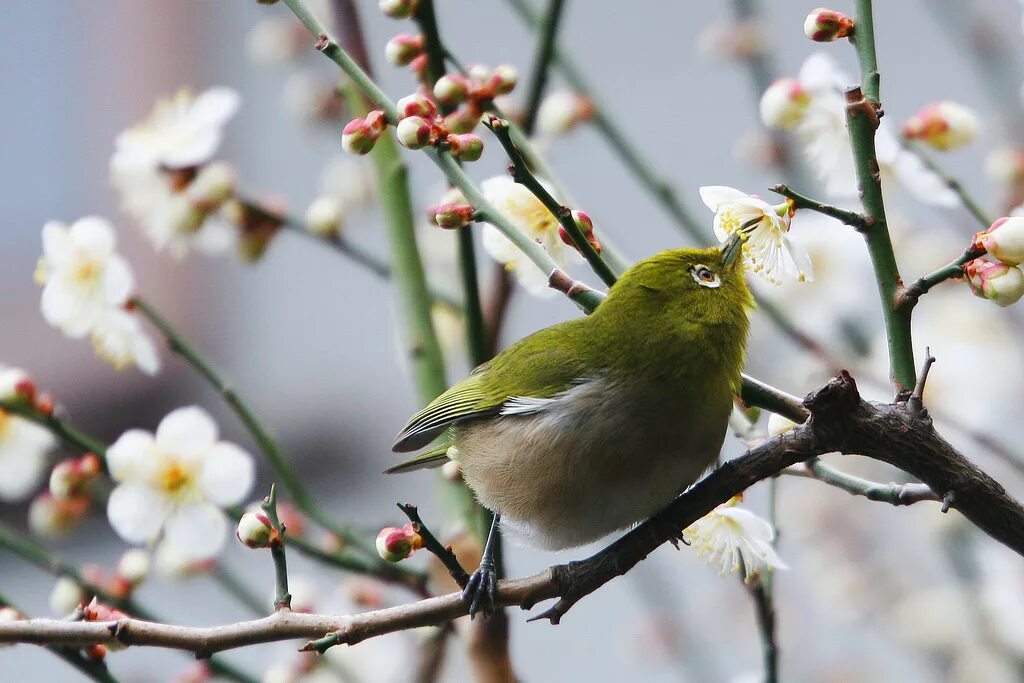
0;366;55;502
106;406;254;561
684;497;787;580
479;176;582;297
110;87;240;258
699;185;813;284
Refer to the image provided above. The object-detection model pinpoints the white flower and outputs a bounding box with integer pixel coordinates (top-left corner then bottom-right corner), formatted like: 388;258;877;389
699;185;813;284
48;576;86;616
684;499;787;580
480;176;581;298
536;90;593;136
90;308;161;375
111;87;240;258
35;217;134;338
0;367;55;502
106;406;254;561
304;157;375;237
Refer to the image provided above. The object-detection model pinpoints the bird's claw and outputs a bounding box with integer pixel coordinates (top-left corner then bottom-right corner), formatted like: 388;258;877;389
462;558;497;619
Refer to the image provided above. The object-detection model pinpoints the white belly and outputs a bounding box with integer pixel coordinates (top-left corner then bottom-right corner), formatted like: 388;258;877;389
452;377;730;550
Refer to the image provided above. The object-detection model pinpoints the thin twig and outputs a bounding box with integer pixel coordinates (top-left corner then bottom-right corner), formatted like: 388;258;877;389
907;346;936;416
520;0;566;135
398;504;470;589
771;184;869;230
895;245;986;311
786;459;939;506
899;142;993;227
263;485;292;611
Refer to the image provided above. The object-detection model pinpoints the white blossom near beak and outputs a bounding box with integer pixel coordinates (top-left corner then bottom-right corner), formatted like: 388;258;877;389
106;406;254;561
684;498;787;581
479;176;582;298
699;185;813;284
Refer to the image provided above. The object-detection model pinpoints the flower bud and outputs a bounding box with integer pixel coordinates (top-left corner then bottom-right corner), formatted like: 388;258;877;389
396;115;435;149
444;107;480;134
964;258;1024;307
446;133;484;161
803;8;854;42
759;78;811;129
48;453;101;500
365;109;389;134
975;217;1024;266
396;93;437;119
0;366;34;403
341;117;380;155
49;576;86;615
902;101;979;151
116;549;151;587
379;0;419;19
486;65;518;95
188;162;237;211
409;53;429;82
29;492;89;538
433;74;469;106
537;90;594;136
385;33;424;66
375;523;422;562
166;194;207;234
304;196;343;238
559;210;602;254
428;203;476;229
236;511;277;549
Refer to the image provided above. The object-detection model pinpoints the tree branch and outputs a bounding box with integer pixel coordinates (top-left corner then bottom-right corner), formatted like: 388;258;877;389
771;184;869;230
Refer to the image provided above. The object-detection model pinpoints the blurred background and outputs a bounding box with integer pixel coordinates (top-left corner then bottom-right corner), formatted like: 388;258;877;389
3;0;1024;681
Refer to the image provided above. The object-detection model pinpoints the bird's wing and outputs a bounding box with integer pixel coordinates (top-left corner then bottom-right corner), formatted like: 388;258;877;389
384;443;452;474
391;320;591;453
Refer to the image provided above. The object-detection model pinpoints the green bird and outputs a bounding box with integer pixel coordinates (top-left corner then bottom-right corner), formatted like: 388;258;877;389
390;242;753;615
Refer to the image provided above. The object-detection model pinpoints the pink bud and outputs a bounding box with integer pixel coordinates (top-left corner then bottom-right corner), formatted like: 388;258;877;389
536;91;594;136
409;54;429;82
428;203;476;229
384;33;424;66
975;217;1024;266
375;524;422;562
964;258;1024;307
433;74;469;106
49;453;100;500
759;78;811;129
396;93;437;119
446;133;484;161
365;110;389;134
486;65;518;95
902;101;979;151
379;0;419;19
341;117;380;155
803;8;854;42
444;107;481;134
396;115;436;149
236;511;277;549
29;492;89;538
12;378;35;403
559;210;602;254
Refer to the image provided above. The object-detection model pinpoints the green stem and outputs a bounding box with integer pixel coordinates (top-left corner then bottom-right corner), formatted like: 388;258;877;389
897;246;986;310
131;297;377;559
739;376;808;424
851;0;881;103
486;117;618;287
799;458;938;505
771;184;868;230
263;484;292;611
521;0;566;135
0;400;108;458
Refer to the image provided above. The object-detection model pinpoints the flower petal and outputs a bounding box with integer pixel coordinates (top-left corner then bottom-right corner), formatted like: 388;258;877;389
156;407;218;459
698;186;749;212
199;442;255;506
187;87;241;129
162;502;227;560
102;255;135;306
41;222;72;268
107;483;169;543
69;217;117;258
107;429;159;483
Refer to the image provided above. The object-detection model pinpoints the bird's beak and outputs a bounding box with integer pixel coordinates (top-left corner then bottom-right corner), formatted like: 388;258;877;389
721;232;744;267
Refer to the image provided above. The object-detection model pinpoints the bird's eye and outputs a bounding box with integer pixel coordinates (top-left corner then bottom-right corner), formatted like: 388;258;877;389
690;264;721;288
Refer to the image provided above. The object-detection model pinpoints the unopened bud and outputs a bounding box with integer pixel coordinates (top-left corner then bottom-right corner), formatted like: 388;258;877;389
385;33;424;66
537;90;594;136
29;492;89;538
487;65;518;95
902;101;979;151
975;217;1024;266
48;453;100;500
0;607;23;624
444;107;480;134
759;78;811;129
375;523;423;562
236;511;277;549
804;8;854;42
964;258;1024;306
34;392;55;417
365;110;389;134
559;210;602;254
446;133;484;161
116;549;151;586
166;195;206;234
409;53;429;82
433;74;469;106
49;576;86;615
188;162;237;211
428;203;476;229
341;117;381;155
379;0;419;19
396;115;436;149
304;196;343;238
396;93;437;119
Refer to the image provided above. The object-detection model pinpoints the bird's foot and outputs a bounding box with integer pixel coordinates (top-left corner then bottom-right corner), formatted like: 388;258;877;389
462;557;497;619
650;513;689;550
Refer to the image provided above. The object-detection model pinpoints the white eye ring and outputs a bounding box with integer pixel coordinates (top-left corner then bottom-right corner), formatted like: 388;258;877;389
690;264;721;288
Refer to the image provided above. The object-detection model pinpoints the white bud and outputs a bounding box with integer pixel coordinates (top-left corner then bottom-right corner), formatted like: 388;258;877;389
49;576;86;616
304;196;343;238
188;162;237;209
116;549;151;586
537;90;593;136
902;101;979;151
759;78;811;129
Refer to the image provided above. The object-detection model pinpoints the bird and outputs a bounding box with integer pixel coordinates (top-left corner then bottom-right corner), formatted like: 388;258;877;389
389;241;753;616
